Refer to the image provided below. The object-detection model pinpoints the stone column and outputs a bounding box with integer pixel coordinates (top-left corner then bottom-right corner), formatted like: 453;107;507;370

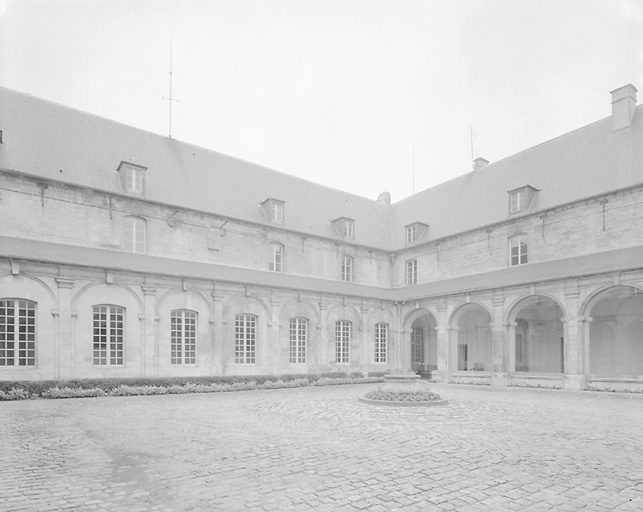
270;297;280;375
319;299;329;370
434;303;449;383
564;289;586;390
212;291;225;375
141;286;157;377
55;278;75;380
360;304;370;374
491;295;508;387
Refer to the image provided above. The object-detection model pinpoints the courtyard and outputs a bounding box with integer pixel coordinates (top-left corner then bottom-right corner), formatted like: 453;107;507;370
0;383;642;512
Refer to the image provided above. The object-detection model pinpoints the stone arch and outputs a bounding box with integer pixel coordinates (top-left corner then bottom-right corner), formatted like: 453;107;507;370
367;305;397;367
582;285;643;377
222;293;271;374
73;282;144;379
326;303;362;368
402;307;438;376
155;289;213;374
448;302;492;372
0;273;57;380
278;298;321;372
72;281;143;312
507;294;565;374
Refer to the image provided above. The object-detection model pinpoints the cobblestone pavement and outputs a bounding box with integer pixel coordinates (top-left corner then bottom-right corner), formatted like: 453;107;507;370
1;384;642;512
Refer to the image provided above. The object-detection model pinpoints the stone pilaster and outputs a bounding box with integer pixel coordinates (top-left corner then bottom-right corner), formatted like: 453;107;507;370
360;304;369;371
141;286;157;377
55;278;75;380
270;297;280;375
564;289;586;390
491;295;508;387
434;303;449;382
212;291;225;374
319;299;329;369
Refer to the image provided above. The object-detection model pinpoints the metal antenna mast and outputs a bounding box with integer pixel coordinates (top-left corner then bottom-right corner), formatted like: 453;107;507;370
163;33;179;138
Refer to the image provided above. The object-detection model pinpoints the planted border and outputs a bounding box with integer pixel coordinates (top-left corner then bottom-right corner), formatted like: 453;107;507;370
0;373;385;401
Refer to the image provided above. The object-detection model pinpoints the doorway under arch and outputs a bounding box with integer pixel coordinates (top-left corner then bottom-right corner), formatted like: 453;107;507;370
407;312;437;377
451;304;492;372
588;286;643;377
511;295;564;374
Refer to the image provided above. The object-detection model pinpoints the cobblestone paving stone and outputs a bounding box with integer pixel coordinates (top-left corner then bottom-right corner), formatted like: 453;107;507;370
1;383;642;511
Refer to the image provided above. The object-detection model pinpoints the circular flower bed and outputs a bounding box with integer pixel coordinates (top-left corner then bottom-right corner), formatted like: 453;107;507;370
359;387;449;407
364;389;443;402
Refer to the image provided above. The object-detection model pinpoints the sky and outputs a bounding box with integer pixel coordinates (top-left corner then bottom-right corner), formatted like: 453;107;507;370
1;0;643;204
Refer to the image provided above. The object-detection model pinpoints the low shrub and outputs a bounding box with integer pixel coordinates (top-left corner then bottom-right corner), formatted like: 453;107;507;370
41;387;107;399
364;388;443;402
0;388;33;401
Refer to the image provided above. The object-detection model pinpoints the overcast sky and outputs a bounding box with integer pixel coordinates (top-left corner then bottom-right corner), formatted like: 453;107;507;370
1;0;642;203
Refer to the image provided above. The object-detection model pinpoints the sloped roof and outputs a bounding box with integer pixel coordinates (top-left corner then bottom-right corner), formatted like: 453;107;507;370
391;105;643;246
0;87;391;248
0;236;392;300
3;235;643;302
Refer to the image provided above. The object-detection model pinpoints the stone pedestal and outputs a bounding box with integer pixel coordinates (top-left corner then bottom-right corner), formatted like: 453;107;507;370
381;373;429;393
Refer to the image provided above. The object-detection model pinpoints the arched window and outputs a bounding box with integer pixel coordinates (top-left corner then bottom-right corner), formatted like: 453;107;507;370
123;216;146;253
0;299;36;367
269;244;283;272
235;314;256;364
335;320;350;363
375;323;388;363
171;310;197;365
289;318;307;364
93;305;124;366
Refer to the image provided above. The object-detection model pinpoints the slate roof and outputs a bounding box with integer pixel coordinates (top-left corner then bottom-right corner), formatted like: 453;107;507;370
0;87;391;248
391;104;643;246
1;86;642;253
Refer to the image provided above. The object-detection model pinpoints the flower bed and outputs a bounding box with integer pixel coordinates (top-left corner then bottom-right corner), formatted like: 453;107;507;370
0;375;384;401
359;385;448;407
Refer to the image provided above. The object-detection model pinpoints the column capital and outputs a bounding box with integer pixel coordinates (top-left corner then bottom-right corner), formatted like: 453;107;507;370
492;296;505;307
142;285;157;296
564;289;581;299
55;277;75;289
211;292;225;303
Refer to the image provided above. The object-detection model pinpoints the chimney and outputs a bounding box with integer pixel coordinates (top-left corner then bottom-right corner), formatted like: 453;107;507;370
611;84;637;132
377;191;391;205
474;156;489;170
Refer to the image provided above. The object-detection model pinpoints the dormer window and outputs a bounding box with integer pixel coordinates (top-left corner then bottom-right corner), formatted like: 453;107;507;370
117;161;146;195
404;222;428;245
332;217;355;240
508;186;539;215
260;198;285;224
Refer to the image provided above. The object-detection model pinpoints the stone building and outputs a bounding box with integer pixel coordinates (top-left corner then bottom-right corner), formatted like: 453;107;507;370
1;84;642;391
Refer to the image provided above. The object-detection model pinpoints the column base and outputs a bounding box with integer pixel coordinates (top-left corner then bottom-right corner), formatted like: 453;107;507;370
564;374;587;390
491;372;509;387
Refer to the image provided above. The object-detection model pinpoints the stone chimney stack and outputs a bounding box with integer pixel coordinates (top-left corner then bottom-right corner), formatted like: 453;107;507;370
611;84;637;132
377;191;391;205
473;157;489;170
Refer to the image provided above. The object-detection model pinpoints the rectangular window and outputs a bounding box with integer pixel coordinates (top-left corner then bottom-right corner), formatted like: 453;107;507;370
235;314;256;364
411;326;424;363
406;225;416;244
0;299;36;366
510;236;528;266
269;244;283;272
271;202;284;223
289;318;307;364
335;320;350;363
510;189;527;213
93;305;124;366
126;168;143;194
406;259;417;285
124;217;146;253
171;310;197;365
343;220;354;239
375;323;387;363
341;256;353;282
